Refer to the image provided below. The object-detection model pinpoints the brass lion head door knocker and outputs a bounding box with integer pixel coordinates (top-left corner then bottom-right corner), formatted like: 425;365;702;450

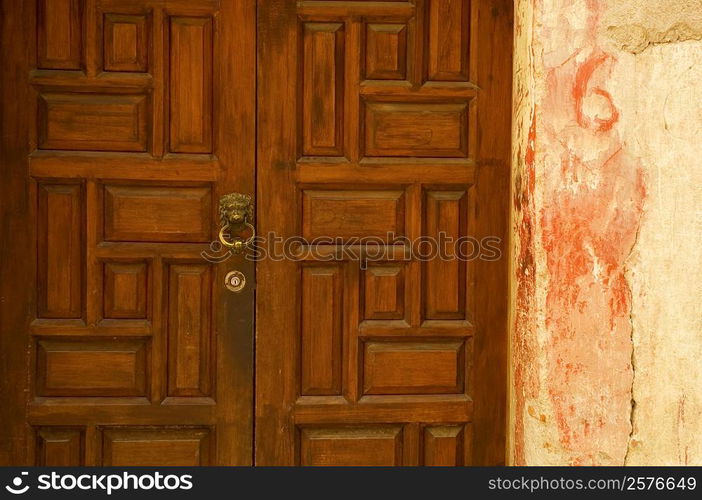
218;193;255;255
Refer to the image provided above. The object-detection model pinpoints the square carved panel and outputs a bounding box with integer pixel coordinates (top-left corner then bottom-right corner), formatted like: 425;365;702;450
362;264;406;320
103;261;148;319
103;13;149;72
364;23;408;80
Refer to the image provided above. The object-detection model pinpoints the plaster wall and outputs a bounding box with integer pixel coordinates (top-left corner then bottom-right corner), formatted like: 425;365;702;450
512;0;702;465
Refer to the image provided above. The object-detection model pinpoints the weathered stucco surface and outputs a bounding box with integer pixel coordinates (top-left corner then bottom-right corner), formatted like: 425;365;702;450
615;41;702;466
603;0;702;54
512;0;702;465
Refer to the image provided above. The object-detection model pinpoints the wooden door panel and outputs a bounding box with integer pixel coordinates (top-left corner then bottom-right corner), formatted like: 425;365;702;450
168;16;214;153
422;424;469;466
299;426;404;466
0;0;255;466
103;184;213;242
258;0;511;465
36;427;86;466
37;182;85;319
100;427;211;466
301;22;346;157
363;101;469;158
37;0;84;70
423;188;470;320
362;263;407;321
38;92;150;152
361;339;465;395
36;338;149;397
165;263;214;398
426;0;471;81
300;264;345;396
301;189;406;240
103;13;150;73
103;261;149;319
364;23;409;81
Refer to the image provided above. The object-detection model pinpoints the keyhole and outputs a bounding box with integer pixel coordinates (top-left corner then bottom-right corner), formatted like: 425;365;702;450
225;271;246;293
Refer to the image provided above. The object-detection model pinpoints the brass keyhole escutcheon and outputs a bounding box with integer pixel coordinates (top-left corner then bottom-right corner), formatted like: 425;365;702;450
225;271;246;293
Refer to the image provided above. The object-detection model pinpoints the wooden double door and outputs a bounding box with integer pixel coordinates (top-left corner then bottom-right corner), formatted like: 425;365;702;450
0;0;512;466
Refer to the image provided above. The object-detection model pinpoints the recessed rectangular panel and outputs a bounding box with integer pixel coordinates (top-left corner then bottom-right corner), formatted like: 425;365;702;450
104;14;149;72
364;102;468;157
363;264;405;320
301;265;343;395
365;23;407;80
103;185;212;242
426;0;470;81
301;22;345;156
167;264;212;397
39;93;148;152
102;428;211;466
424;190;468;320
423;425;466;466
36;427;85;466
103;261;148;319
300;426;403;466
362;340;464;395
302;190;405;240
169;17;213;153
37;339;148;397
38;0;82;70
37;183;83;319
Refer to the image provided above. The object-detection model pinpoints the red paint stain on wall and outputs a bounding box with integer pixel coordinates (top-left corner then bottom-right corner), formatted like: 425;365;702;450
542;148;644;463
542;0;645;464
514;0;646;464
514;110;538;466
573;52;620;132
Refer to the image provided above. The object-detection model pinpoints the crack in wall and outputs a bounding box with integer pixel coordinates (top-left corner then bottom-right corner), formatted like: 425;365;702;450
622;197;645;465
624;315;638;465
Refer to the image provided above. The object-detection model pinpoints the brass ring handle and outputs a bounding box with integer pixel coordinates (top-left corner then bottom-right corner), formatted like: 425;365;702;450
218;193;254;255
218;221;256;254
